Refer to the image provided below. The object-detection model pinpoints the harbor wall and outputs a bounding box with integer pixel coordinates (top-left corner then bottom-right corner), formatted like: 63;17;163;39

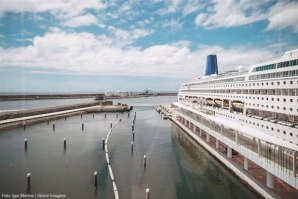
0;93;105;101
0;102;132;131
0;101;112;120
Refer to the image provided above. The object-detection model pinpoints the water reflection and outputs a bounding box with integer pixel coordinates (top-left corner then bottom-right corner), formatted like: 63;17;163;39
0;96;259;199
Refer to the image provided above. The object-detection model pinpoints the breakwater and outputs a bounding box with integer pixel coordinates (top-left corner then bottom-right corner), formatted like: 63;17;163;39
0;93;105;101
0;101;132;131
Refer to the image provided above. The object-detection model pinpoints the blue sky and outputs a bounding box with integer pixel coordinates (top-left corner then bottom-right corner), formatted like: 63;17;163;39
0;0;298;93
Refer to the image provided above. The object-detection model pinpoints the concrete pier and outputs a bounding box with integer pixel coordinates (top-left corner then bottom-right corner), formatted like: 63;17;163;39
227;146;232;159
266;171;274;189
0;102;131;131
244;157;248;170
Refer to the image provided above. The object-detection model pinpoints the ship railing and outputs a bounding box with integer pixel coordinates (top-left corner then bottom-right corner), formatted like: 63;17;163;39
178;106;298;177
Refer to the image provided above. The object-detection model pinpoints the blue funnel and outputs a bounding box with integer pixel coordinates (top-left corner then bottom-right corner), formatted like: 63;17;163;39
205;55;218;76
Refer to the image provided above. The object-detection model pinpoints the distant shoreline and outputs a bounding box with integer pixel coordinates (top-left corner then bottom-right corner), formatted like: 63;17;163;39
0;93;177;101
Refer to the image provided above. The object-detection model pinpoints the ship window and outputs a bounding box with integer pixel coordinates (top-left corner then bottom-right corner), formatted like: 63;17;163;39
283;99;286;102
290;81;293;84
283;81;286;84
271;82;274;85
271;127;274;131
277;106;279;109
283;107;286;110
290;99;293;102
290;108;293;111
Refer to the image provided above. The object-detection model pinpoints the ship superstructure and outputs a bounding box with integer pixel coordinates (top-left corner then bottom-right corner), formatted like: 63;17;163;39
172;49;298;197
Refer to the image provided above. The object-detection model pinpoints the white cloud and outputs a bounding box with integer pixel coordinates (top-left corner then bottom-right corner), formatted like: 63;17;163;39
194;0;271;28
107;26;153;46
156;0;181;15
182;0;205;16
62;14;98;27
266;1;298;33
0;0;106;18
0;30;277;78
160;18;183;32
195;13;207;26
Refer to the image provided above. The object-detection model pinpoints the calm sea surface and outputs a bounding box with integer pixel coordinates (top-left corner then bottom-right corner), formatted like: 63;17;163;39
0;96;259;198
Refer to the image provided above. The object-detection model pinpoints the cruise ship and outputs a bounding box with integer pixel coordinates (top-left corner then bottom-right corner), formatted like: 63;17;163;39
171;49;298;198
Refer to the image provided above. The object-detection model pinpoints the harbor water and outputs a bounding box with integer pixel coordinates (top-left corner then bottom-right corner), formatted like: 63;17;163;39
0;96;259;198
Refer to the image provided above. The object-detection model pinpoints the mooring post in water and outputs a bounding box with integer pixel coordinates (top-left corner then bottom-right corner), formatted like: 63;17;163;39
47;120;49;125
102;138;105;150
131;141;133;152
132;124;134;131
82;122;84;131
94;171;98;188
116;113;118;118
81;113;83;118
53;122;55;131
23;123;26;131
128;112;130;117
104;113;106;118
27;173;31;189
93;113;94;119
110;123;112;129
63;138;66;149
144;155;147;168
119;118;122;122
65;116;67;121
24;139;28;151
132;131;135;141
146;188;150;199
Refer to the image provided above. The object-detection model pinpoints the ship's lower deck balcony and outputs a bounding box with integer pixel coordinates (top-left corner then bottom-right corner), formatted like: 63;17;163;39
172;117;298;199
174;102;298;190
180;100;298;129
